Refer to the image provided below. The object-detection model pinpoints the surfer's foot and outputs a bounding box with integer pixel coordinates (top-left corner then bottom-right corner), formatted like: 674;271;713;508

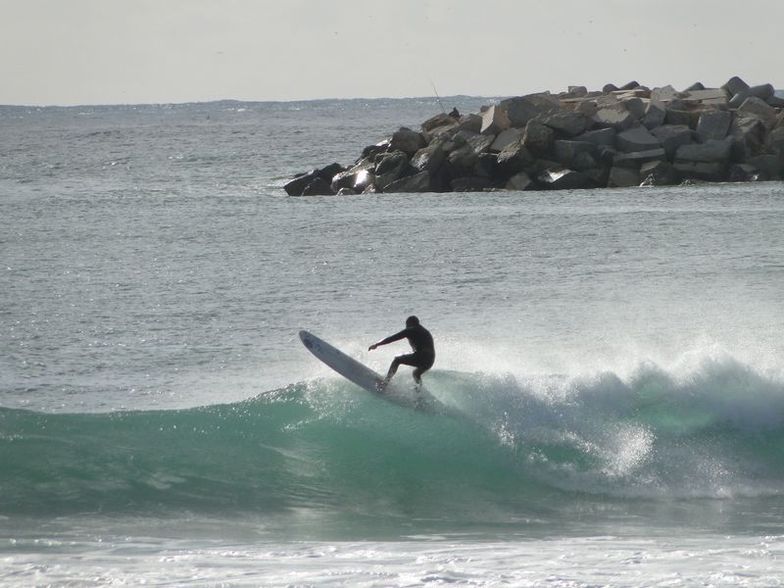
377;378;389;392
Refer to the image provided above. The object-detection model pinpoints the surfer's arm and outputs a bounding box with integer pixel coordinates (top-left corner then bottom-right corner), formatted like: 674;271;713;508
368;329;407;351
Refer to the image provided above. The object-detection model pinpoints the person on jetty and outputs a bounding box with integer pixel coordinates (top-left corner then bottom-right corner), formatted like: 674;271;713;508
369;316;435;389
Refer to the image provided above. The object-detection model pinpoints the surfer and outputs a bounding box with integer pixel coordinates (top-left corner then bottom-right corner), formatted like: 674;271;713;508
368;316;435;388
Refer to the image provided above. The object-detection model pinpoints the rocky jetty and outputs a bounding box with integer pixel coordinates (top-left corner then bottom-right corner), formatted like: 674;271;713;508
285;77;784;195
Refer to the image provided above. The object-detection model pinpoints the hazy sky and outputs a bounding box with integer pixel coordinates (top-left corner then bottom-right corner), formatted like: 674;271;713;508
2;0;782;106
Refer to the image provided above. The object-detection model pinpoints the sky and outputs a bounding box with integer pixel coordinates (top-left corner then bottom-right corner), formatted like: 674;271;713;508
1;0;782;106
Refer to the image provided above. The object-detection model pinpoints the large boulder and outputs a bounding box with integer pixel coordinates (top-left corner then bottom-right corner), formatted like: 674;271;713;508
300;177;335;196
592;103;636;130
745;154;783;180
607;166;640;187
651;125;693;159
736;96;778;130
374;151;411;190
730;115;767;160
410;142;446;174
674;137;733;180
522;120;555;156
447;144;480;176
496;140;535;176
576;127;616;146
553;140;597;167
616;126;661;153
505;171;534;191
722;76;749;97
541;111;590;137
642;100;667;130
490;128;524;152
480;105;511;135
383;170;434;193
696;110;732;142
639;160;680;186
331;159;375;192
728;84;775;108
284;163;344;196
390;127;426;155
421;112;459;135
500;94;561;128
613;148;667;168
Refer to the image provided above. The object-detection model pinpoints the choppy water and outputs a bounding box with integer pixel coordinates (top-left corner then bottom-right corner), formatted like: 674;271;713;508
1;98;784;585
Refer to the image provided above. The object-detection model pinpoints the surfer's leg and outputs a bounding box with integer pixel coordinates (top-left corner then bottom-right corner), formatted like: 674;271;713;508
384;356;404;382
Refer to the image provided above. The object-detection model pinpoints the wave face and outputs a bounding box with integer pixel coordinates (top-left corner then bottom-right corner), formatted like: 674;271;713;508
3;360;784;523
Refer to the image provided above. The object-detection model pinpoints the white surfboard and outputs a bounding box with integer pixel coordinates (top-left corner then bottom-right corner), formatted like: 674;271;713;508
299;330;442;413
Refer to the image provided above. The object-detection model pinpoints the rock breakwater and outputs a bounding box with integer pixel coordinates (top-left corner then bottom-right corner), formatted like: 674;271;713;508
285;77;784;195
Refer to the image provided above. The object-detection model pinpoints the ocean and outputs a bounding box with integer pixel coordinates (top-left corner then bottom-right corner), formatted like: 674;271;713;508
1;98;783;586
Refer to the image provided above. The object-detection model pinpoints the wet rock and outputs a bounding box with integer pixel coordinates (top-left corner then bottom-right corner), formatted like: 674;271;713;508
745;154;782;180
450;176;495;192
642;101;667;129
729;84;775;108
675;137;734;163
505;171;533;191
383;170;434;193
607;166;640;187
301;177;335;196
374;151;412;190
447;144;480;176
728;163;765;182
336;187;356;195
613;148;667;168
672;161;726;181
411;143;446;173
640;160;680;186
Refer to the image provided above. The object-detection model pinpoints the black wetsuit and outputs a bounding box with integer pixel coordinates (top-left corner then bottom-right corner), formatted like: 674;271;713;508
378;324;436;373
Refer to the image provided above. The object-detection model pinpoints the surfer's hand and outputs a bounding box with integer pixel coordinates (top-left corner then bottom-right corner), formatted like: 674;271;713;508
368;343;378;351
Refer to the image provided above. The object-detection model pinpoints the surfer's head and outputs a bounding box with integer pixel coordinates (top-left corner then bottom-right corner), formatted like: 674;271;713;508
406;315;420;328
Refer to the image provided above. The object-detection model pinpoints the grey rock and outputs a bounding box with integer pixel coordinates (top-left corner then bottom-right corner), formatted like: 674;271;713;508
480;105;511;135
301;177;335;196
541;111;590;137
685;82;705;91
696;110;732;142
411;143;446;173
745;154;782;180
729;85;775;108
374;151;412;189
603;83;620;93
651;125;693;159
467;133;496;154
390;127;426;155
613;148;667;168
640;160;680;186
500;93;561;128
553;140;597;166
336;187;357;195
505;171;534;191
722;76;749;96
665;108;699;128
450;176;495;192
673;161;727;181
383;170;434;193
608;166;640;187
496;140;534;176
730;115;767;160
567;86;588;97
616;126;661;153
593;103;636;130
284;170;321;196
447;144;480;175
651;85;680;102
619;81;640;91
422;112;459;134
576;127;616;146
522;120;555;156
737;96;778;130
767;95;784;108
675;137;733;163
728;163;765;182
457;114;483;134
331;159;375;192
475;153;500;178
642;100;667;129
490;128;524;152
622;98;646;119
